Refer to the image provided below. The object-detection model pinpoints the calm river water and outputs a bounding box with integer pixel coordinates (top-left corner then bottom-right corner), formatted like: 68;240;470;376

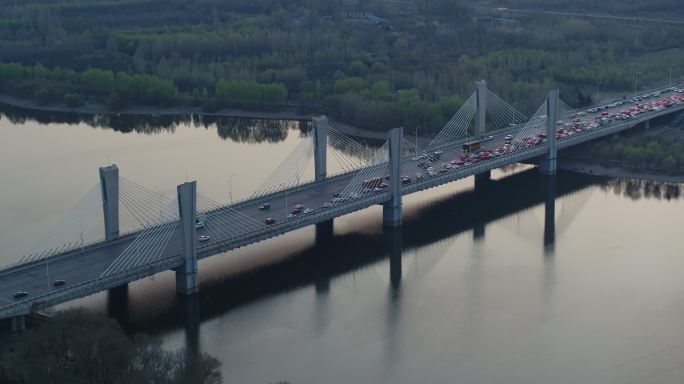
2;104;684;383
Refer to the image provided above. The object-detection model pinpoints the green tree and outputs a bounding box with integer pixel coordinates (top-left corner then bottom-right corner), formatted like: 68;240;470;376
0;308;222;384
81;69;115;93
370;80;391;100
664;154;677;172
334;77;366;94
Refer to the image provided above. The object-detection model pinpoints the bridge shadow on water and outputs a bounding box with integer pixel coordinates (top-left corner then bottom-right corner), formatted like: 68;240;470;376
107;168;604;344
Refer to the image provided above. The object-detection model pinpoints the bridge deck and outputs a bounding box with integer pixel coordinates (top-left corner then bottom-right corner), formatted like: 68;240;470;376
1;89;683;320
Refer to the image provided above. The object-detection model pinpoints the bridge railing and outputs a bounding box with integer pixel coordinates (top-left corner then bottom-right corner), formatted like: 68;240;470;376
0;252;184;319
0;220;179;276
197;192;392;258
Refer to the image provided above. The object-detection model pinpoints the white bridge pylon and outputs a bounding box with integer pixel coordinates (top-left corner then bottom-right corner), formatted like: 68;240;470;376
429;80;529;148
250;117;379;200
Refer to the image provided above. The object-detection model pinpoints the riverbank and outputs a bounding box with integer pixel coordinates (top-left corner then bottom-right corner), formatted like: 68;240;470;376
558;158;684;183
0;94;392;141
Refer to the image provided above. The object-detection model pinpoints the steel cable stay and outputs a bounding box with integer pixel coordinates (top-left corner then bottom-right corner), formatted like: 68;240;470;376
430;92;478;147
486;90;529;129
118;183;178;229
195;193;263;241
333;141;390;204
19;183;103;264
100;216;179;277
326;130;374;172
511;101;548;154
252;134;316;198
119;177;178;217
327;127;375;161
100;194;179;276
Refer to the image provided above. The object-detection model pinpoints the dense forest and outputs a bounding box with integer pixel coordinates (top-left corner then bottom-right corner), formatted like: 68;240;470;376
0;0;683;133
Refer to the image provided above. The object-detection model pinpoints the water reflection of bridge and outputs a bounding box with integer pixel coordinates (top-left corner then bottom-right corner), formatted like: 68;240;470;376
3;81;684;333
105;168;596;337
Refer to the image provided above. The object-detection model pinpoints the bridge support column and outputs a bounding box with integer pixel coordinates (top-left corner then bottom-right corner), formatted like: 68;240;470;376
539;89;559;176
180;294;200;356
475;80;488;138
11;315;26;333
107;284;129;325
315;220;334;248
383;127;403;227
313;116;328;182
543;175;557;254
474;170;491;190
645;120;650;130
175;181;199;295
99;164;120;241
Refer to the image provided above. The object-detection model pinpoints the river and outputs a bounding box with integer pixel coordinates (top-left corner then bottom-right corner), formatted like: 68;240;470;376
2;104;684;383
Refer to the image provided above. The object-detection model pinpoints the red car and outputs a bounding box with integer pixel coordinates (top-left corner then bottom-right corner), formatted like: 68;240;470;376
264;217;275;225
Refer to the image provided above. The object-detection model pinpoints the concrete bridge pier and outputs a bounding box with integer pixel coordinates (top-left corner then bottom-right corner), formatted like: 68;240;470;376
474;170;491;190
99;164;120;241
475;80;488;138
543;176;557;254
539;89;559;176
315;220;334;248
645;120;651;130
313;116;329;182
383;127;403;227
175;181;199;295
11;315;26;333
107;284;129;325
179;293;200;356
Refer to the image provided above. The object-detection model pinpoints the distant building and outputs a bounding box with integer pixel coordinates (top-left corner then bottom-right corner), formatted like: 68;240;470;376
473;16;520;25
340;12;391;28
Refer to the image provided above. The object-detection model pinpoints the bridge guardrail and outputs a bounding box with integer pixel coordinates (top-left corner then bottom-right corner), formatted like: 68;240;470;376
0;253;183;319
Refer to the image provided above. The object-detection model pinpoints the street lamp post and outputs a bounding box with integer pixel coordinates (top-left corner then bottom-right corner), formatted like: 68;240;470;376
511;102;517;127
228;173;236;204
415;125;421;155
596;81;603;105
80;212;86;250
669;64;677;87
634;72;641;96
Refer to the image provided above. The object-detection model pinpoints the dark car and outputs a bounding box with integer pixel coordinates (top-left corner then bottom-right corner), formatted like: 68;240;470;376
264;217;276;225
13;291;28;299
53;280;66;287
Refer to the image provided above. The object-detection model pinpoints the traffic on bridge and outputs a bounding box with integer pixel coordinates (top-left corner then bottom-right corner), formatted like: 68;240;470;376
2;80;683;332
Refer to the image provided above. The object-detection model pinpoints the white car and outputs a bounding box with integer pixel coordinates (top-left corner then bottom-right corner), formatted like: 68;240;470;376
195;221;205;229
303;208;314;214
198;235;210;242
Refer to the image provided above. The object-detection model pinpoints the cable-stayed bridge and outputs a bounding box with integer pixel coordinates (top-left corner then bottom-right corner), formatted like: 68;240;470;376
2;80;683;332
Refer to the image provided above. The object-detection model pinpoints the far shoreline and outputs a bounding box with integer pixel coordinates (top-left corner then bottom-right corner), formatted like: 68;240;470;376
558;159;684;184
0;94;393;141
2;94;681;183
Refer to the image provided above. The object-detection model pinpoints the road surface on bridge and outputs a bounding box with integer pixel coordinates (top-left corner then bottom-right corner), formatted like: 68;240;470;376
1;86;682;318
